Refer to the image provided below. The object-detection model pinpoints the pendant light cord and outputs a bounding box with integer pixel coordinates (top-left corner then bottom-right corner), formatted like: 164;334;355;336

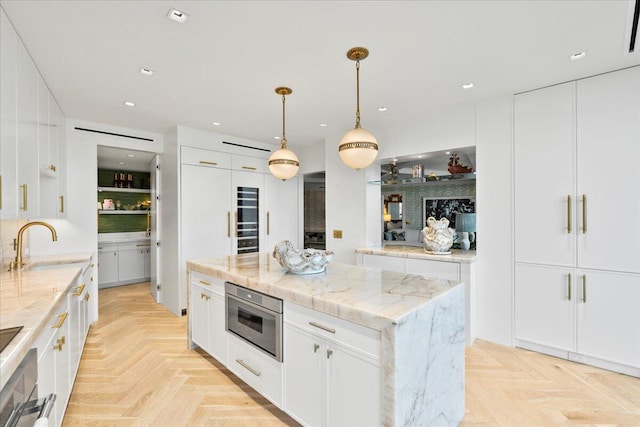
281;93;287;148
355;60;361;129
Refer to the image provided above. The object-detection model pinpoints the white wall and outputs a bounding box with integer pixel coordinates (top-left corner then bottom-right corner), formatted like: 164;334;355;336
476;97;514;346
297;139;326;175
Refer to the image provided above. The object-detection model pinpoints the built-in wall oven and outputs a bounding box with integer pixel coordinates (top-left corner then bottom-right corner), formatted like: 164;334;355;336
0;349;56;427
225;282;283;362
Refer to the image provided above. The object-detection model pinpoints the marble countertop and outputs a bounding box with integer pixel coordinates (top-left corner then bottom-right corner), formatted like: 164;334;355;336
356;246;477;264
0;253;92;390
98;231;150;244
188;253;463;332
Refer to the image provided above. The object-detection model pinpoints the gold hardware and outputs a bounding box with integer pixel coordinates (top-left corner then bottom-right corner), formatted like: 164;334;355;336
582;275;587;303
199;279;210;286
90;277;93;282
567;195;571;233
199;160;218;166
146;211;151;237
227;211;231;238
326;349;333;359
234;211;238;237
58;336;65;345
59;195;64;213
241;166;257;171
236;359;261;377
72;284;86;296
52;312;68;328
582;194;587;233
53;342;63;351
12;222;58;270
267;211;270;235
309;321;336;334
136;243;151;247
91;263;95;268
313;343;320;353
20;184;27;211
567;273;572;301
84;293;90;301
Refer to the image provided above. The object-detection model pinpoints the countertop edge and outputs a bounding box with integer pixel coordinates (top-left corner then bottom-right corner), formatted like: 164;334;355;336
356;247;477;263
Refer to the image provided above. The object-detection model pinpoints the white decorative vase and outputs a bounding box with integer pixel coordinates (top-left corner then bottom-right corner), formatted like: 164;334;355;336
273;240;334;274
423;217;455;254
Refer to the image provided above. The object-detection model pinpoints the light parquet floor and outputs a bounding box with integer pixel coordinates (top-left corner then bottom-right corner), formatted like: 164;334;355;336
64;282;640;427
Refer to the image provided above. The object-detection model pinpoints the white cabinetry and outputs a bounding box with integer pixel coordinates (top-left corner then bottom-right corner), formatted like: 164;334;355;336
1;8;18;219
98;243;118;285
514;66;640;375
118;242;145;282
264;174;301;249
188;271;227;364
284;302;380;427
98;241;150;288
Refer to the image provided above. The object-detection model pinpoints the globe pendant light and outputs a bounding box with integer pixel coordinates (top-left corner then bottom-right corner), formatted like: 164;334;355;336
339;47;378;170
268;87;300;181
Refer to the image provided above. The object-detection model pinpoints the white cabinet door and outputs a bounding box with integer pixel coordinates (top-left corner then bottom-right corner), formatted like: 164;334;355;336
143;247;151;278
265;174;300;249
16;40;40;219
514;82;576;267
68;282;83;380
53;300;71;427
515;264;575;351
98;246;118;285
577;270;640;368
38;85;60;219
326;342;380;427
118;245;145;282
36;332;57;425
190;285;210;352
406;258;460;281
1;9;18;219
362;253;405;273
209;293;227;364
56;108;67;218
284;324;324;427
576;67;640;273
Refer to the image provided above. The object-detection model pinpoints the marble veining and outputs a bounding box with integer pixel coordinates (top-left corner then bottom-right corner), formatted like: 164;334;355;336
0;253;92;390
357;246;477;264
188;253;465;426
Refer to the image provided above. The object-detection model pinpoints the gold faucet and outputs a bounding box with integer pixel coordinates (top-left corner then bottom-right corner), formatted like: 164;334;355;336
10;221;58;271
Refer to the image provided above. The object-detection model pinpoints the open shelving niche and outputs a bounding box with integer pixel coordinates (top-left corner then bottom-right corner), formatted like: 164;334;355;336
97;186;151;214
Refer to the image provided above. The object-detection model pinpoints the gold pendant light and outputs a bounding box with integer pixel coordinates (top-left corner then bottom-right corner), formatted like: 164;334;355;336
268;87;300;181
339;47;378;170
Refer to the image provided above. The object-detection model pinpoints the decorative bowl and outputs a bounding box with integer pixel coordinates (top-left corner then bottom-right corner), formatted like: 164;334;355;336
273;240;334;274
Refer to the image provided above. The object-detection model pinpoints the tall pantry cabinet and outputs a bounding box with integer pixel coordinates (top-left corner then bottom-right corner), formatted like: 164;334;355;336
514;66;640;376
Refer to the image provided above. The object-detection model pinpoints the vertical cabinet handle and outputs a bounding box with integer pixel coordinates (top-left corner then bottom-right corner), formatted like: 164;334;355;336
313;343;320;353
59;195;64;213
267;211;270;236
227;211;231;238
567;195;571;233
582;275;587;303
567;273;572;301
582;194;587;234
234;211;238;237
20;184;28;211
326;349;333;359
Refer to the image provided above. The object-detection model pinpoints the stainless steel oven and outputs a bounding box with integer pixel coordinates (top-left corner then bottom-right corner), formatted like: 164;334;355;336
0;348;56;427
225;282;283;362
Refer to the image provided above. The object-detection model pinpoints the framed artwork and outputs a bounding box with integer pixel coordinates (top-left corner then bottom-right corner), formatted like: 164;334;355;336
422;197;475;229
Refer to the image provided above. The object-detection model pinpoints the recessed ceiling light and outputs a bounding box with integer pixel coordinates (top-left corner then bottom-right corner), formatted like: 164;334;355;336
319;123;328;127
570;51;586;60
212;122;221;126
167;8;189;23
118;162;125;165
377;107;388;112
462;83;474;89
140;68;154;76
274;136;281;140
124;101;136;107
127;154;135;158
446;151;451;154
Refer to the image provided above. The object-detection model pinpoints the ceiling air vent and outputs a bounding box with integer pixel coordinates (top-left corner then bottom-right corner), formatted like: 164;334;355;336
74;127;154;142
626;0;639;53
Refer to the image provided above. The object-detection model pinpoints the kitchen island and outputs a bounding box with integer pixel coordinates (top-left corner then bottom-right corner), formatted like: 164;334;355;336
188;253;465;427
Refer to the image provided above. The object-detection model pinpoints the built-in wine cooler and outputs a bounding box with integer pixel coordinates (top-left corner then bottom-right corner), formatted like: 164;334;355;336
236;186;259;254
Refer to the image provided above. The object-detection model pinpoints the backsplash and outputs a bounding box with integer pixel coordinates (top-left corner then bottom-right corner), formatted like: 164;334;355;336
98;169;151;234
1;219;27;269
383;182;476;231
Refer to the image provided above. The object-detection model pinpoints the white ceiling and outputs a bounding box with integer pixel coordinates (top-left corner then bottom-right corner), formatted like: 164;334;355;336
2;1;638;151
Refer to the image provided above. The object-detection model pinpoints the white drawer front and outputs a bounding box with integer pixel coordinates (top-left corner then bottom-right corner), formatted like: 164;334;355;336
226;333;283;408
190;271;225;296
406;258;460;281
284;302;380;359
181;146;231;169
231;154;266;173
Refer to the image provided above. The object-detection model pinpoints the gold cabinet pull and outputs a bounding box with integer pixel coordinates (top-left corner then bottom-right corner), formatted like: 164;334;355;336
199;160;218;166
72;284;86;296
241;166;257;171
309;321;336;334
84;293;90;301
236;359;261;377
20;184;27;211
267;211;270;236
567;273;572;301
227;211;231;238
582;275;587;303
567;195;571;233
52;312;68;328
59;195;64;213
53;342;63;352
199;279;211;286
582;194;587;234
234;211;238;237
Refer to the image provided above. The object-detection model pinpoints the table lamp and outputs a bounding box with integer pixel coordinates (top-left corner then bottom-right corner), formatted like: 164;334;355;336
455;212;476;250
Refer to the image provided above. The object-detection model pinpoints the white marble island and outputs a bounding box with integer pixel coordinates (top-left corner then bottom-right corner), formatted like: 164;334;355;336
188;253;465;427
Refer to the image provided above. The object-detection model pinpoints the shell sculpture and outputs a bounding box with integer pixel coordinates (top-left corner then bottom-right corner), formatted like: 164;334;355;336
273;240;334;274
423;217;455;253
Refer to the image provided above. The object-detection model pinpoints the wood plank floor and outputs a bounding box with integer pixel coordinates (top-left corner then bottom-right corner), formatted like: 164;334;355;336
63;283;640;426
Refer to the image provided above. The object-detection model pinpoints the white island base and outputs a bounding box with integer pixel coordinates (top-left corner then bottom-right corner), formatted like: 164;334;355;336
188;254;465;427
